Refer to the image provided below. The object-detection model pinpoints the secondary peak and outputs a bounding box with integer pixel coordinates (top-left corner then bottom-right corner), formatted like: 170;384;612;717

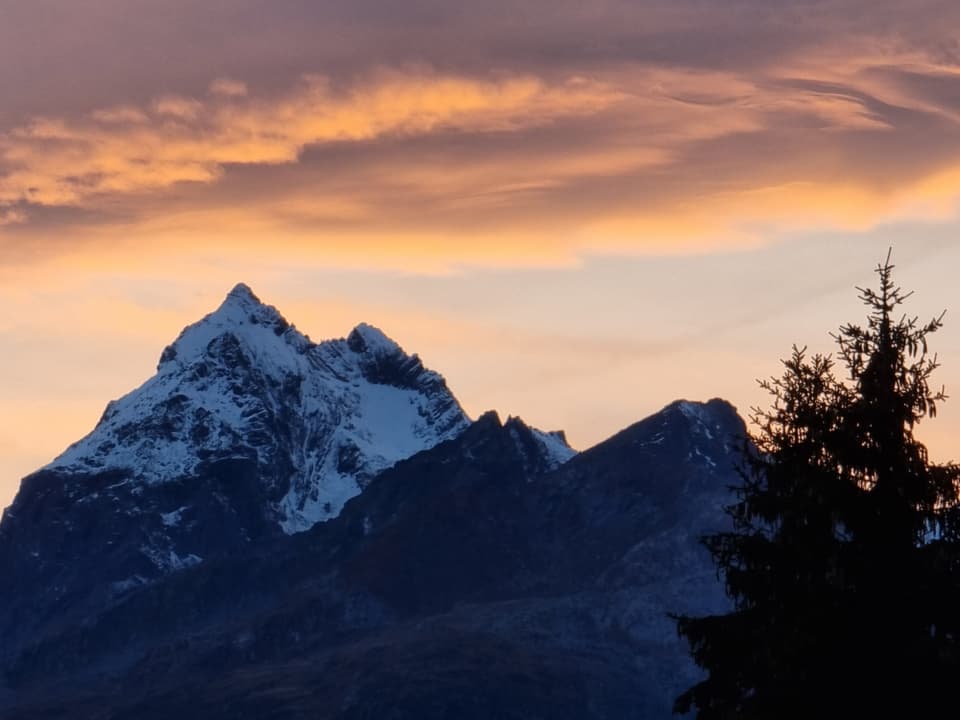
348;323;402;356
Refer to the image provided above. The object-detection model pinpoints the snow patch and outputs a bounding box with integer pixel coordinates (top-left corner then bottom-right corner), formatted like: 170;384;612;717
506;418;577;473
111;575;149;595
141;545;203;572
677;401;716;440
692;446;718;469
160;506;189;528
532;428;577;469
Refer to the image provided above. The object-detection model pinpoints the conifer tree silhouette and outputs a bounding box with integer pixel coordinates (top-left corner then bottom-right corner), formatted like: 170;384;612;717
675;251;960;718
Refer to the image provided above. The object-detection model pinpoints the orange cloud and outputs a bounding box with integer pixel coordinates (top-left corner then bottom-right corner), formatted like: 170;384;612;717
5;44;960;273
0;71;623;211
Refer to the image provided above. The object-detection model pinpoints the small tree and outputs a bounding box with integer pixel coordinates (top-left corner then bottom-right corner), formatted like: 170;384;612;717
675;252;960;718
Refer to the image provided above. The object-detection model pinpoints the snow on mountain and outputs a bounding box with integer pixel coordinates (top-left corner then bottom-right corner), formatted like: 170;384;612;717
504;416;577;476
532;428;578;469
45;283;475;534
1;396;740;719
0;284;581;672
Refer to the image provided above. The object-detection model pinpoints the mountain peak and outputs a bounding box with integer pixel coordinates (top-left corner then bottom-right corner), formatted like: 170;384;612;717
347;323;401;357
344;323;448;392
41;285;471;535
669;398;741;431
225;281;260;305
214;282;271;318
504;415;577;472
209;282;287;330
157;284;304;370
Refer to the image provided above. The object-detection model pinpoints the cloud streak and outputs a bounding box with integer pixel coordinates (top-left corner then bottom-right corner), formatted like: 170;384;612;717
0;72;622;210
4;1;960;271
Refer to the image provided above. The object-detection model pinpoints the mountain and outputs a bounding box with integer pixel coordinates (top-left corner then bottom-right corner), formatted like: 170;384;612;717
0;284;574;675
1;393;743;718
43;283;473;532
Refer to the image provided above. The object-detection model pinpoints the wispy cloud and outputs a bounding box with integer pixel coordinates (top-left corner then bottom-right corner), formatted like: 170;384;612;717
0;71;622;210
4;1;960;271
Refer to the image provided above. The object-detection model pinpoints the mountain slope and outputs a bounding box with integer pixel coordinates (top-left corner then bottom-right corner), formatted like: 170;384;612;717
2;399;742;719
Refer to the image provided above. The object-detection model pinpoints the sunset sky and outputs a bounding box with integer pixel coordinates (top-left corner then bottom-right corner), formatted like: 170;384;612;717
4;1;960;509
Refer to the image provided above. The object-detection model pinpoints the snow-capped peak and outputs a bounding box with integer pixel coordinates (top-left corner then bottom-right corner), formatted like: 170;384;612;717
347;323;402;358
226;281;258;303
504;416;577;475
45;284;471;535
157;283;310;373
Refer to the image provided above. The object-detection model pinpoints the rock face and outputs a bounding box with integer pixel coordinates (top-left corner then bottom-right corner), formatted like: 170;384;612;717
1;389;743;719
0;285;576;677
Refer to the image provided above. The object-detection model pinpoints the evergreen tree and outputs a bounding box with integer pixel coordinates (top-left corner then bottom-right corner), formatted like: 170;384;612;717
675;252;960;718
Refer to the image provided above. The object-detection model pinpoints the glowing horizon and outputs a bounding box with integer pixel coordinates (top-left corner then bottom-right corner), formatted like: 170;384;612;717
4;1;960;509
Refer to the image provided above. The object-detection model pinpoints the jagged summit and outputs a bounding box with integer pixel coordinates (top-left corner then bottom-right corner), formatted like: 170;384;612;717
504;416;577;473
213;282;290;330
444;411;576;476
157;283;307;371
347;322;401;357
44;284;473;534
226;281;258;303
